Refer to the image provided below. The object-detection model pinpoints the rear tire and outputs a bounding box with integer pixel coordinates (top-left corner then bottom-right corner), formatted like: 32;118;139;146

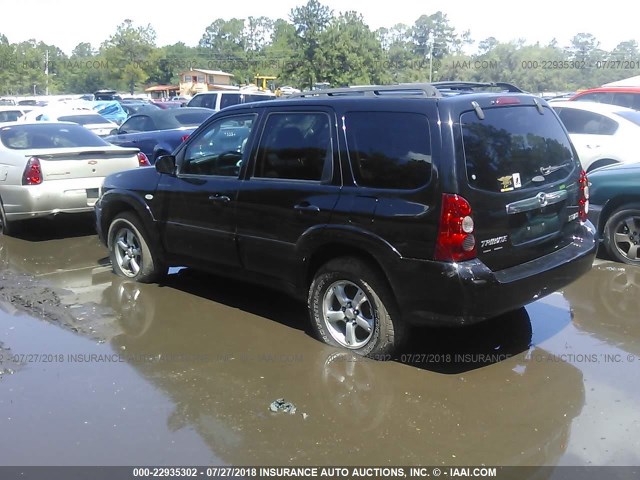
308;257;405;359
107;211;165;283
603;203;640;266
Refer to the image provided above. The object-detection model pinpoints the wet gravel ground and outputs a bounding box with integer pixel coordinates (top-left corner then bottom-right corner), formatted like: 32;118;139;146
0;216;639;467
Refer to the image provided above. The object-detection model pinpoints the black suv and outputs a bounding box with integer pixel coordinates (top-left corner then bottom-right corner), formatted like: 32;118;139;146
95;83;596;358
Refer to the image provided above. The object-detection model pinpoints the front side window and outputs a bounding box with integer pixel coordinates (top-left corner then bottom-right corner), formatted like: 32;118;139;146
253;112;332;181
344;111;432;189
181;114;256;176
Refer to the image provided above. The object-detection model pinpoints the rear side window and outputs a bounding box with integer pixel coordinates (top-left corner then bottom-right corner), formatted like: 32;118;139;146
244;94;273;104
220;94;242;110
344;112;432;189
254;112;332;181
555;108;618;135
574;92;614;104
462;106;576;193
612;92;640;110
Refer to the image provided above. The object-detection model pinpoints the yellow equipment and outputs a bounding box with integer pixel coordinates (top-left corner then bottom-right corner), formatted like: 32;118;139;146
255;75;277;91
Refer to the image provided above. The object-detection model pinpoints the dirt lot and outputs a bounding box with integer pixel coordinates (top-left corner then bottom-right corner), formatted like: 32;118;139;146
0;216;639;466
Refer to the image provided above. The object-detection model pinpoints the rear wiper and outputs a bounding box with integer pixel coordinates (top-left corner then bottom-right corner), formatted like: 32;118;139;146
540;162;571;175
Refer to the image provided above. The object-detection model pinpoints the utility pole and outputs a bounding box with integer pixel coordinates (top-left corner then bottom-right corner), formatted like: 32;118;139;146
429;40;434;83
44;50;49;96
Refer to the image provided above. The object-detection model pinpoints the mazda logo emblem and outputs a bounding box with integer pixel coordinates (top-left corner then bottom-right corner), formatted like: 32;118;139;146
537;192;548;207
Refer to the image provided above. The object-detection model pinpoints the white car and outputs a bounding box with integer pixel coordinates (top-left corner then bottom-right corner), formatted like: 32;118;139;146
21;106;118;137
0;121;149;234
551;101;640;171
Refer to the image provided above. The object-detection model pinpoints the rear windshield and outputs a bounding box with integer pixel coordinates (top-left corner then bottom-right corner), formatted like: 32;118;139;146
59;114;111;125
615;110;640;127
171;111;212;126
0;110;24;122
462;106;576;193
0;123;109;149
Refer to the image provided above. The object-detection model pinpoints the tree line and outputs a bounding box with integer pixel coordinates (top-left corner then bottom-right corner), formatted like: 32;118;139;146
1;0;639;96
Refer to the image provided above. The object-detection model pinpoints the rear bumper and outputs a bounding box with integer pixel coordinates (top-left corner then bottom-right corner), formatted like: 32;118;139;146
388;221;597;326
587;204;603;241
1;179;103;221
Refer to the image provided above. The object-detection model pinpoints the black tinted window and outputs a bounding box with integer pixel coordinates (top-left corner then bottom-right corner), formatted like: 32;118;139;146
344;112;431;189
244;94;272;104
462;106;576;193
121;116;153;132
220;94;242;110
575;92;614;103
188;94;218;109
0;123;109;149
172;111;212;126
182;114;256;176
59;114;111;125
612;92;640;110
0;110;23;122
556;108;618;135
254;112;332;181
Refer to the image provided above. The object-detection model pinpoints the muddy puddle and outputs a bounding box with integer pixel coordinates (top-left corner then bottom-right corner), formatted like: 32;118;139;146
0;219;639;466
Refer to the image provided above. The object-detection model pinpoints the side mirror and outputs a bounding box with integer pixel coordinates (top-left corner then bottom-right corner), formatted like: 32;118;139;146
155;155;177;175
110;128;119;136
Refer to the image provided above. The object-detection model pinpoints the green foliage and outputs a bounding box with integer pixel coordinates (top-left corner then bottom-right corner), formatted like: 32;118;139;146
2;6;640;96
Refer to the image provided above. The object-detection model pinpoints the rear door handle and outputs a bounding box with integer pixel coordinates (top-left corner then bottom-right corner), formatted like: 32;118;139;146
294;203;320;214
208;194;231;204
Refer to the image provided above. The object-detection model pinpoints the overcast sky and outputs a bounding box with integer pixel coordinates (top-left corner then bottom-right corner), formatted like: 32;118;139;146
1;0;638;55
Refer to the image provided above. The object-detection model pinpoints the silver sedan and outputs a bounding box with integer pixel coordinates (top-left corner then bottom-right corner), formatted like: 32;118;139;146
0;121;150;234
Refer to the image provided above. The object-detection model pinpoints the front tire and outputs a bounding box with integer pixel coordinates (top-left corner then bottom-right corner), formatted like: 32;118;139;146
603;203;640;266
308;257;405;359
107;212;164;283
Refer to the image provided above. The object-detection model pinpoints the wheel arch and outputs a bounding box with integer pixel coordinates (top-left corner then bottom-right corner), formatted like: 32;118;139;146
299;229;401;305
99;191;160;249
599;195;640;233
587;158;619;173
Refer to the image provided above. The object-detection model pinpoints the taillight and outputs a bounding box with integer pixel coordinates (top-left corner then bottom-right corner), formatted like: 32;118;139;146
137;152;150;167
492;96;521;105
180;134;190;142
22;157;43;185
578;169;589;222
434;193;477;262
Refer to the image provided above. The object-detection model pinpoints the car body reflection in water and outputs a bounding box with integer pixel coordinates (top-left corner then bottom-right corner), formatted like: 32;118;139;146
0;231;585;466
564;261;640;352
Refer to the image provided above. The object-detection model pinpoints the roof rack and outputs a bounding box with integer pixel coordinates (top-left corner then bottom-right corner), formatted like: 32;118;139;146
286;81;526;100
287;83;441;99
429;81;525;93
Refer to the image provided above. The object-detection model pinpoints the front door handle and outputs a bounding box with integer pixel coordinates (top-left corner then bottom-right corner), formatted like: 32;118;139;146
209;194;231;204
294;203;320;214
